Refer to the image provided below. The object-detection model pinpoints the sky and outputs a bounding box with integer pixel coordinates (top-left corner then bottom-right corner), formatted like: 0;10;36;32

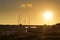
0;0;60;25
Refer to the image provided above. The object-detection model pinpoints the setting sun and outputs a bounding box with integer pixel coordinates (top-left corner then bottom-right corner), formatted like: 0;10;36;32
43;11;53;20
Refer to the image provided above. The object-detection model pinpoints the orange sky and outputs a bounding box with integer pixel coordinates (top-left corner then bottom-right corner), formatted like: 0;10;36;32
0;0;60;25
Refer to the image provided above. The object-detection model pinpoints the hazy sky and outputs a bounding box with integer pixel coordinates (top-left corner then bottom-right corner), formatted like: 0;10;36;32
0;0;60;25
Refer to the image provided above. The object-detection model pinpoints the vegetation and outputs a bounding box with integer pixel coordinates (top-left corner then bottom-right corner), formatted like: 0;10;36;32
0;23;60;40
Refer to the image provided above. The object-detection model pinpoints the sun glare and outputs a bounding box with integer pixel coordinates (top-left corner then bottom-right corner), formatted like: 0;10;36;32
44;11;53;20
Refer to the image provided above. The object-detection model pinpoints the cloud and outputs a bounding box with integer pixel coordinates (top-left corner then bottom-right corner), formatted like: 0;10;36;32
20;3;32;8
20;3;26;8
27;3;32;8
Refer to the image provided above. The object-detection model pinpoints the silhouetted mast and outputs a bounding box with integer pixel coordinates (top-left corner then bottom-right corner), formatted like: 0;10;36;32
18;13;20;24
27;0;31;25
18;0;31;25
29;16;30;25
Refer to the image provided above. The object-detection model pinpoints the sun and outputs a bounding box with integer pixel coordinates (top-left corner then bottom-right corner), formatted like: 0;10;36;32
43;11;53;20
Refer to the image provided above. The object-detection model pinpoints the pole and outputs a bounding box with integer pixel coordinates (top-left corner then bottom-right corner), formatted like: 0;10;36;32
48;19;49;25
18;13;20;24
29;16;30;25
